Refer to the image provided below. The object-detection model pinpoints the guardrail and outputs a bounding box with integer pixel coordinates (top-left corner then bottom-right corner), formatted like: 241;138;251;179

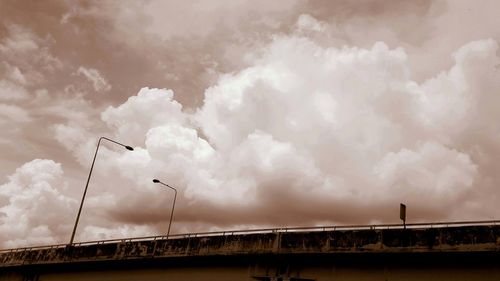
1;219;498;254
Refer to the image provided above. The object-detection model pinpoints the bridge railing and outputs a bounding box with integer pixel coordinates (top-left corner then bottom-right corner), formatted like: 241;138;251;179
1;219;498;253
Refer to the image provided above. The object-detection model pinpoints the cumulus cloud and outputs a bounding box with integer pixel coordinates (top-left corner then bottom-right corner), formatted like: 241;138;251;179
0;159;76;248
3;8;500;247
61;31;500;240
101;88;187;146
373;142;477;204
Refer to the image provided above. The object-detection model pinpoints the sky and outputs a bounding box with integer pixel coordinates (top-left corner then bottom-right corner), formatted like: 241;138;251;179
0;0;500;248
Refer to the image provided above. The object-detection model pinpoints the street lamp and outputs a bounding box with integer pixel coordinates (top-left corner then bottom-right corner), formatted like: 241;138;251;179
152;179;177;237
69;137;134;245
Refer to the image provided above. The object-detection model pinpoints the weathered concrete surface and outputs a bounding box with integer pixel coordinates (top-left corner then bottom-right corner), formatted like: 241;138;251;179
1;225;500;280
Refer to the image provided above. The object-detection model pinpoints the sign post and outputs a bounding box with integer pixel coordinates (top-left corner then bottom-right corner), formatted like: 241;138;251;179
400;203;406;229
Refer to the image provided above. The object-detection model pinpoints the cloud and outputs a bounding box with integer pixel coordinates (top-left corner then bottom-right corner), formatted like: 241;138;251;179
101;88;187;146
0;104;32;123
415;39;500;139
0;24;39;54
296;14;327;32
3;63;27;85
2;7;500;247
77;66;112;93
105;0;301;40
52;123;93;166
59;32;500;239
0;79;29;101
0;159;76;248
373;142;477;204
0;24;62;85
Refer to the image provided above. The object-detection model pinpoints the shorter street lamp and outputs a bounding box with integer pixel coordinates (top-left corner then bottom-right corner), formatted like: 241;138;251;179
69;137;134;245
153;179;177;237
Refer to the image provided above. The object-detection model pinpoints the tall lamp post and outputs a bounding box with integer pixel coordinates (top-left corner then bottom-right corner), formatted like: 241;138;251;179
69;137;134;245
152;179;177;237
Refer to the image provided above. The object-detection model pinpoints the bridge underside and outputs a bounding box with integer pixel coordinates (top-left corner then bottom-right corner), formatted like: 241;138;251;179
3;251;500;281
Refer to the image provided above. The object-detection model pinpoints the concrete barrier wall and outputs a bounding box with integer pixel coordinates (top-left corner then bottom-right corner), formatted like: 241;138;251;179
1;225;499;267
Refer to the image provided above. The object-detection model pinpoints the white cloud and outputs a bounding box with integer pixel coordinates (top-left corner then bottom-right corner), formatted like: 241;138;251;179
0;24;62;85
106;0;300;40
80;225;157;242
373;142;477;203
77;66;111;93
101;87;187;146
53;123;92;165
49;96;102;166
75;34;499;234
0;159;76;248
0;80;29;101
296;14;327;32
0;24;63;104
5;14;500;246
0;25;39;54
3;63;27;85
0;104;32;123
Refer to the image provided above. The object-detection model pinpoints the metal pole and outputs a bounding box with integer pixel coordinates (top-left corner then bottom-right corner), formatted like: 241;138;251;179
69;137;133;245
400;203;406;229
153;179;177;237
167;187;177;237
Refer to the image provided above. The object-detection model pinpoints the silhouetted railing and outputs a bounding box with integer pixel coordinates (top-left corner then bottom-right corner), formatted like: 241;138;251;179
1;219;498;253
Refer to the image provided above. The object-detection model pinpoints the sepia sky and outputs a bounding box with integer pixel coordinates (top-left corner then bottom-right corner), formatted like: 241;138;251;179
1;0;500;248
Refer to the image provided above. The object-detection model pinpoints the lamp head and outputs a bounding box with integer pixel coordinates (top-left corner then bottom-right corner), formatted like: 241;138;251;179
152;179;160;183
125;146;134;151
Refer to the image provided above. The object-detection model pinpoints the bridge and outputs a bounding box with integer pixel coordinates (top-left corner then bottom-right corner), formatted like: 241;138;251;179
1;220;500;281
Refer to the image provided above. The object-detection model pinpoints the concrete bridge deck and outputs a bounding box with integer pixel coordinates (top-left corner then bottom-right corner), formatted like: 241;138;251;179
1;221;500;280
